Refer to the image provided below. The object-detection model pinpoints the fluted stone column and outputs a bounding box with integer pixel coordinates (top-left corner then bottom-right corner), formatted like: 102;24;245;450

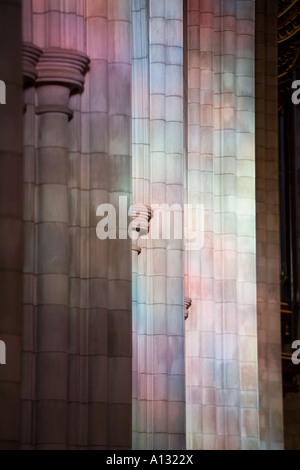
33;49;89;449
132;238;141;449
84;0;133;449
0;0;23;450
131;205;151;450
255;0;284;450
185;0;259;450
132;1;151;449
21;40;42;448
132;0;186;450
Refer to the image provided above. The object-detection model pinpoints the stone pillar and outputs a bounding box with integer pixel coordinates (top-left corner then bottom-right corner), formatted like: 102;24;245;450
132;0;185;451
33;49;89;449
132;0;150;207
255;0;284;450
21;40;42;448
132;239;141;449
185;0;259;450
131;204;151;449
131;0;151;449
150;0;186;450
0;0;23;450
85;0;133;449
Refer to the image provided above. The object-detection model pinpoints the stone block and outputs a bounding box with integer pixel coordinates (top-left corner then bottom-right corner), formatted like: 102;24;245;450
36;352;68;400
38;274;68;306
107;403;131;447
37;223;68;274
108;20;131;64
108;310;131;357
38;184;68;223
35;400;67;445
0;153;23;218
36;305;68;352
88;402;107;447
0;382;20;443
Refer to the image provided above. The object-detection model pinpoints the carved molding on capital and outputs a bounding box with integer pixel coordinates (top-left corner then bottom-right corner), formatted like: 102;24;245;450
35;103;74;119
184;297;192;320
22;42;43;87
36;48;90;92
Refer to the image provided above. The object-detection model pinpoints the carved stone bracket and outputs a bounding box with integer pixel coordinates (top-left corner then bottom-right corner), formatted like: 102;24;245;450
184;297;192;320
131;204;153;238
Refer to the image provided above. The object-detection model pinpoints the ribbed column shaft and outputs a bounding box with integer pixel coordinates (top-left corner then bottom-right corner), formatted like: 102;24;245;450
132;239;141;449
185;0;259;450
21;41;42;448
85;0;133;449
132;0;150;450
34;85;70;449
32;49;89;449
146;0;185;450
255;0;284;450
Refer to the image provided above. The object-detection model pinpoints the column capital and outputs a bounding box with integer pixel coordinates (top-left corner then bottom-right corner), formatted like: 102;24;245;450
184;297;192;320
36;48;90;92
22;42;43;87
35;48;90;117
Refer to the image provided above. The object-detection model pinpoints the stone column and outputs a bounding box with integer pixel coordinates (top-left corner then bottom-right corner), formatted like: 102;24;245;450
132;0;186;450
0;0;23;450
132;238;141;449
85;0;133;449
131;0;151;449
185;0;259;450
148;0;186;450
33;49;89;449
131;204;152;449
255;0;284;450
21;40;42;448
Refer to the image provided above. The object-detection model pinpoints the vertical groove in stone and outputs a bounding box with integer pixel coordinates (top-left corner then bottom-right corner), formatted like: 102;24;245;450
85;0;109;450
21;83;38;451
132;0;150;450
107;0;132;450
255;0;284;450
